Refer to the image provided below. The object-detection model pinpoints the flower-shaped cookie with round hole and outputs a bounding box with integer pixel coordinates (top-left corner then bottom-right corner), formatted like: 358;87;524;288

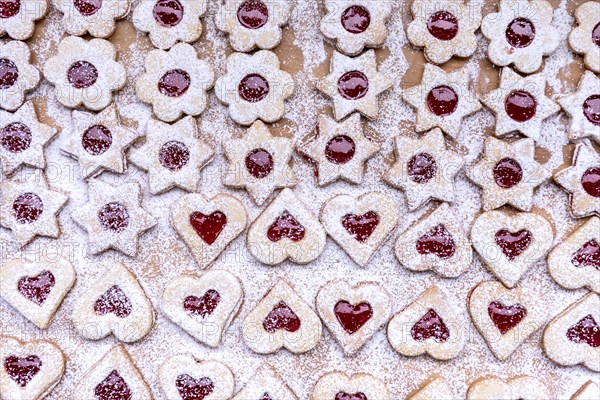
558;71;600;145
481;0;559;74
216;0;292;52
0;0;47;40
319;0;392;56
569;1;600;73
0;41;39;111
54;0;130;38
136;43;214;123
215;50;294;125
44;36;126;110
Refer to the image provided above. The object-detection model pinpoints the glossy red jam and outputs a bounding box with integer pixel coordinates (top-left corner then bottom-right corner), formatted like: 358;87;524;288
82;124;112;155
594;23;600;47
17;270;55;306
341;5;370;34
325;135;356;164
0;0;20;18
176;375;214;400
493;157;523;189
416;224;456;259
13;193;43;224
159;141;190;171
94;370;132;400
411;309;450;342
583;95;600;126
261;394;273;400
263;301;301;333
238;73;269;103
505;90;537;122
245;148;273;178
427;11;459;41
408;152;436;184
0;58;18;89
334;300;373;335
189;211;227;245
158;69;191;98
153;0;184;27
98;202;130;233
1;122;32;153
342;211;380;243
237;0;269;29
571;239;600;270
581;167;600;198
427;85;458;117
4;355;41;387
67;61;98;89
488;301;527;334
73;0;102;16
495;229;532;261
267;211;305;242
335;393;368;400
505;17;536;48
94;285;132;318
338;71;369;100
566;314;600;348
184;289;221;318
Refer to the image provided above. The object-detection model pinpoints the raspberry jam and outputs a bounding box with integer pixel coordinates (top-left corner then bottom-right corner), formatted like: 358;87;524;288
340;5;370;34
94;285;132;318
94;370;132;400
189;211;227;245
0;0;20;18
493;157;523;189
238;74;269;103
416;224;456;259
13;193;43;224
505;90;537;122
153;0;184;27
583;95;600;126
1;122;32;153
176;375;214;400
338;71;369;100
427;11;459;41
566;314;600;348
594;23;600;47
98;202;130;233
408;152;436;184
325;135;356;164
82;125;112;155
237;0;269;29
158;69;191;98
335;393;368;400
411;309;450;342
67;61;98;89
495;229;532;261
334;300;373;335
342;211;380;243
267;211;305;242
184;289;221;318
159;141;190;171
0;58;18;89
4;355;41;387
505;17;536;48
73;0;102;16
571;239;600;270
427;85;458;117
488;301;527;334
581;167;600;198
263;301;301;333
261;394;273;400
245;148;274;178
18;270;55;306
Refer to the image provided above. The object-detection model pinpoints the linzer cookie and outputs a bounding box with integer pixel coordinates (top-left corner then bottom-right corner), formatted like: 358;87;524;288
0;0;47;40
407;375;456;400
387;285;466;360
0;257;75;329
241;279;322;354
471;210;554;288
558;71;600;145
233;365;298;400
311;372;390;400
571;381;600;400
54;0;130;38
569;1;600;73
467;376;549;400
0;41;39;111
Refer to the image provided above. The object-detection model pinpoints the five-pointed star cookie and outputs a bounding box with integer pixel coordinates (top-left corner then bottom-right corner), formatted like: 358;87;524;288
299;113;381;186
317;50;392;121
129;117;214;195
71;179;157;256
402;64;482;138
558;71;600;145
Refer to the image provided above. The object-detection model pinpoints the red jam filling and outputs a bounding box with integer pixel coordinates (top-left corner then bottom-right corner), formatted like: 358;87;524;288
493;157;523;189
261;394;273;400
340;5;370;34
184;289;221;318
0;58;18;89
98;202;130;233
94;285;132;318
411;309;450;342
593;22;600;48
4;355;41;387
335;393;368;400
13;193;43;224
505;90;537;122
158;69;191;98
153;0;184;27
238;73;269;103
334;300;373;335
263;301;301;333
505;17;536;48
566;314;600;348
583;95;600;126
17;270;55;306
1;122;32;153
571;239;600;270
159;141;190;171
427;11;459;41
67;61;98;89
338;71;369;100
408;152;437;184
0;0;20;19
73;0;102;16
94;370;132;400
237;0;269;30
176;375;214;400
495;229;532;261
342;211;379;243
189;211;227;245
582;167;600;198
488;301;527;334
245;148;274;178
267;211;305;242
82;124;112;155
325;135;356;164
416;224;456;259
427;85;458;117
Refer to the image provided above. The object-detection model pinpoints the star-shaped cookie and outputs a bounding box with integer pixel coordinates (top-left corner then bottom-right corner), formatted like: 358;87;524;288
467;137;551;211
298;113;380;186
317;50;392;121
558;71;600;145
402;64;481;138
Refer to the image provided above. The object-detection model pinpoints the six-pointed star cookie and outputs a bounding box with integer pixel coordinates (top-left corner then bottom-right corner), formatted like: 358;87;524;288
467;137;551;211
299;113;381;186
558;71;600;145
317;50;392;121
71;179;157;256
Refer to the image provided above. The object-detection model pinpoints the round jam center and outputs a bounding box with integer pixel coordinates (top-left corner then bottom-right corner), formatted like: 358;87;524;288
1;122;32;153
73;0;102;16
427;11;459;41
583;94;600;126
237;0;269;29
0;0;21;18
493;157;523;189
238;73;270;103
0;58;18;89
337;70;369;100
158;69;191;98
427;85;458;117
340;5;370;34
408;152;437;184
153;0;184;27
505;90;537;122
159;141;190;171
581;167;600;198
325;135;356;164
593;22;600;48
82;125;112;155
245;148;273;178
67;61;98;89
98;202;130;233
505;17;536;48
13;193;43;224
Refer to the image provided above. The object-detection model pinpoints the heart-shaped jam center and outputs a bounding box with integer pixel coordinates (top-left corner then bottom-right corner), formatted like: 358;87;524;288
13;192;43;224
176;375;214;400
334;300;373;335
505;90;537;122
335;392;368;400
427;10;459;41
4;355;41;387
0;0;21;18
263;301;301;333
566;314;600;348
582;167;600;198
427;85;458;117
74;0;102;16
18;270;55;306
98;202;130;233
159;141;190;171
416;224;456;259
495;229;532;261
325;135;356;164
0;58;18;89
190;211;227;245
341;5;370;34
571;239;600;270
153;0;184;27
1;122;31;153
67;61;98;89
158;69;191;98
583;95;600;126
267;211;305;242
342;211;379;243
94;285;132;318
408;152;437;184
493;157;523;189
94;370;132;400
237;0;269;29
82;124;112;155
246;148;274;178
238;73;270;103
411;309;450;343
184;289;221;318
338;71;369;100
488;301;527;335
505;17;536;48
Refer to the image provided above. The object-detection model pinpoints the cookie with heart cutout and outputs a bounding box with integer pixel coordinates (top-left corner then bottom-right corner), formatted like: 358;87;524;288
316;280;392;356
0;0;47;40
241;279;322;354
547;216;600;293
387;285;466;360
159;354;235;400
233;364;298;400
470;210;554;288
161;270;244;347
568;1;600;73
395;202;472;278
571;381;600;400
466;376;549;400
0;257;75;329
311;372;390;400
72;344;152;400
558;71;600;145
467;280;547;361
71;262;154;343
170;192;247;269
320;192;399;267
543;292;600;372
54;0;130;38
0;41;40;112
247;188;327;265
407;375;456;400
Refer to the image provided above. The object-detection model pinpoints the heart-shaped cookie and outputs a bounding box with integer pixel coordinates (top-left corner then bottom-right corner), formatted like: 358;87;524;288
316;280;391;356
468;281;547;360
407;375;455;400
171;193;247;269
571;381;600;400
159;354;235;400
247;188;326;265
471;210;554;288
320;192;399;267
161;270;244;347
0;336;65;400
467;376;549;400
0;257;75;329
242;279;322;354
71;262;154;343
387;285;466;360
543;292;600;372
395;202;472;278
233;364;298;400
311;372;390;400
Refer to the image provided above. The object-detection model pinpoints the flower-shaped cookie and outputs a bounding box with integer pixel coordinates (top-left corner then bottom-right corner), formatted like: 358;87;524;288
62;105;141;179
0;0;47;39
0;101;57;175
44;36;126;110
317;50;392;121
129;116;214;195
136;43;214;122
407;0;482;64
483;67;560;141
215;50;294;125
558;71;600;145
216;0;292;52
481;0;559;74
132;0;208;49
54;0;130;37
319;0;392;56
467;137;550;211
0;41;39;111
569;1;600;73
